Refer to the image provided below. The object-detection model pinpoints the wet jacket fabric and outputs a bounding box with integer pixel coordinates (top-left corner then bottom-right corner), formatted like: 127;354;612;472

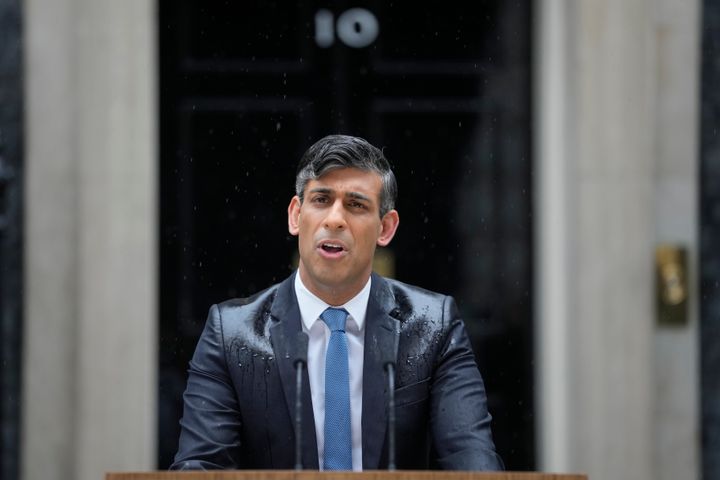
171;272;503;471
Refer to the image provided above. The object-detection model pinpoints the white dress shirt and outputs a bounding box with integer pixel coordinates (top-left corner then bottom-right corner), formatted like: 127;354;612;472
294;273;370;471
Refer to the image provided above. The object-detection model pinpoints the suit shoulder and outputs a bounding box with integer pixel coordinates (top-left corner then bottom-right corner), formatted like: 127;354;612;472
211;282;281;332
376;276;455;329
216;283;278;312
382;276;449;304
209;281;289;358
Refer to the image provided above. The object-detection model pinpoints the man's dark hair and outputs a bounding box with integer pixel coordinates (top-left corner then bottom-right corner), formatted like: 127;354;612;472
295;134;398;217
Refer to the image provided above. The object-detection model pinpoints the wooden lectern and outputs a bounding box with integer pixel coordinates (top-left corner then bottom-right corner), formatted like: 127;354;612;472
107;471;587;480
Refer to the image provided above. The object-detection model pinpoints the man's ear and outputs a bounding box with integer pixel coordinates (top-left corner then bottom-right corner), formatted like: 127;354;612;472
288;196;301;236
377;209;400;247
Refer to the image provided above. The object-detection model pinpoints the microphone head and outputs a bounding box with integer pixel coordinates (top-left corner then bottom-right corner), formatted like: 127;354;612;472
294;331;309;366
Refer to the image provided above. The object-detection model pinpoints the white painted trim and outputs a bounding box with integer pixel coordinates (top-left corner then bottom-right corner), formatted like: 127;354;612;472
534;0;571;471
22;1;158;479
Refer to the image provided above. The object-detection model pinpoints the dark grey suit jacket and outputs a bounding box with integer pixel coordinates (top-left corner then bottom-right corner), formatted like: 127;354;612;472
171;272;503;471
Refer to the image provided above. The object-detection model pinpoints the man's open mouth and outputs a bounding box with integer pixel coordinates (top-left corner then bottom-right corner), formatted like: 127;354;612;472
320;242;344;253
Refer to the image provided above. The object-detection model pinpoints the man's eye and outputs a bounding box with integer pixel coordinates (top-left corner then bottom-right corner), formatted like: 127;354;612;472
312;196;328;203
349;201;367;209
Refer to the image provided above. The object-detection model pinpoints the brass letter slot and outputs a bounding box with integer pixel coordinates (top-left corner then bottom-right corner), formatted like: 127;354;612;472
655;245;688;326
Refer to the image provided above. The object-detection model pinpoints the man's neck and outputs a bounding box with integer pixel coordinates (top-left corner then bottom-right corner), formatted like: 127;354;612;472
297;269;370;306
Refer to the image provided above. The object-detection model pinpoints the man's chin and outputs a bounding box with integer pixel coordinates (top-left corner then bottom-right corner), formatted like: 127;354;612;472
316;273;352;291
308;271;359;292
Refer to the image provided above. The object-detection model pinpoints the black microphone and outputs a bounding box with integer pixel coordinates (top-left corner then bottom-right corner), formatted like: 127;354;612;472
380;325;400;470
293;331;309;470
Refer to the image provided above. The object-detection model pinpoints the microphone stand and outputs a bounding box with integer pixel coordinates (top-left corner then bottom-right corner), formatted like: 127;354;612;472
385;360;397;470
382;325;400;471
294;331;309;470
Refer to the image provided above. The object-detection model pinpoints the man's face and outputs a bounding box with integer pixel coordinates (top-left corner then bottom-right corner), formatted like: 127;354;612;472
288;167;399;305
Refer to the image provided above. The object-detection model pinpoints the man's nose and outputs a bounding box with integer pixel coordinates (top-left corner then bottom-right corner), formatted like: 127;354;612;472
324;200;347;230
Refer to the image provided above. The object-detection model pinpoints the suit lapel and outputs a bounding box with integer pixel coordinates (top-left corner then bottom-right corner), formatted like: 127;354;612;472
362;273;401;469
269;273;319;469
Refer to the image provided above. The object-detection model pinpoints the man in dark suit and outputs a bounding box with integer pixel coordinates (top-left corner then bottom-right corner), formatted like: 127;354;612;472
171;135;503;471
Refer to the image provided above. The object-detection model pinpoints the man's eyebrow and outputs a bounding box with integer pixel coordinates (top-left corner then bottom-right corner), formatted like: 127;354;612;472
308;187;332;195
346;191;372;202
307;187;373;203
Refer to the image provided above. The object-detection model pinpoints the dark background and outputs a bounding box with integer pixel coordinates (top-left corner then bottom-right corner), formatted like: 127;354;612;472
158;0;535;470
0;1;23;479
700;0;720;477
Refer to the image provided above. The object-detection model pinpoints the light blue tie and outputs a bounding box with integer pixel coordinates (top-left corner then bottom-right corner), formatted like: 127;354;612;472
320;307;353;470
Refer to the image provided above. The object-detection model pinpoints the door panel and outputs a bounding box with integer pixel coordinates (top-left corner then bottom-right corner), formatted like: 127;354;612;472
160;1;533;469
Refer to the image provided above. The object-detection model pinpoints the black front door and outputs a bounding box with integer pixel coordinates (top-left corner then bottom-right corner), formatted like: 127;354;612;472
159;1;534;469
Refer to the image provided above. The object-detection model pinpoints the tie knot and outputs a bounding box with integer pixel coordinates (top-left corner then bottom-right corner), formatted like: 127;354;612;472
321;307;348;332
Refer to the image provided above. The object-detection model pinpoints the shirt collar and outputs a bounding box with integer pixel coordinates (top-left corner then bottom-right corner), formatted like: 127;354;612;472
294;271;371;332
